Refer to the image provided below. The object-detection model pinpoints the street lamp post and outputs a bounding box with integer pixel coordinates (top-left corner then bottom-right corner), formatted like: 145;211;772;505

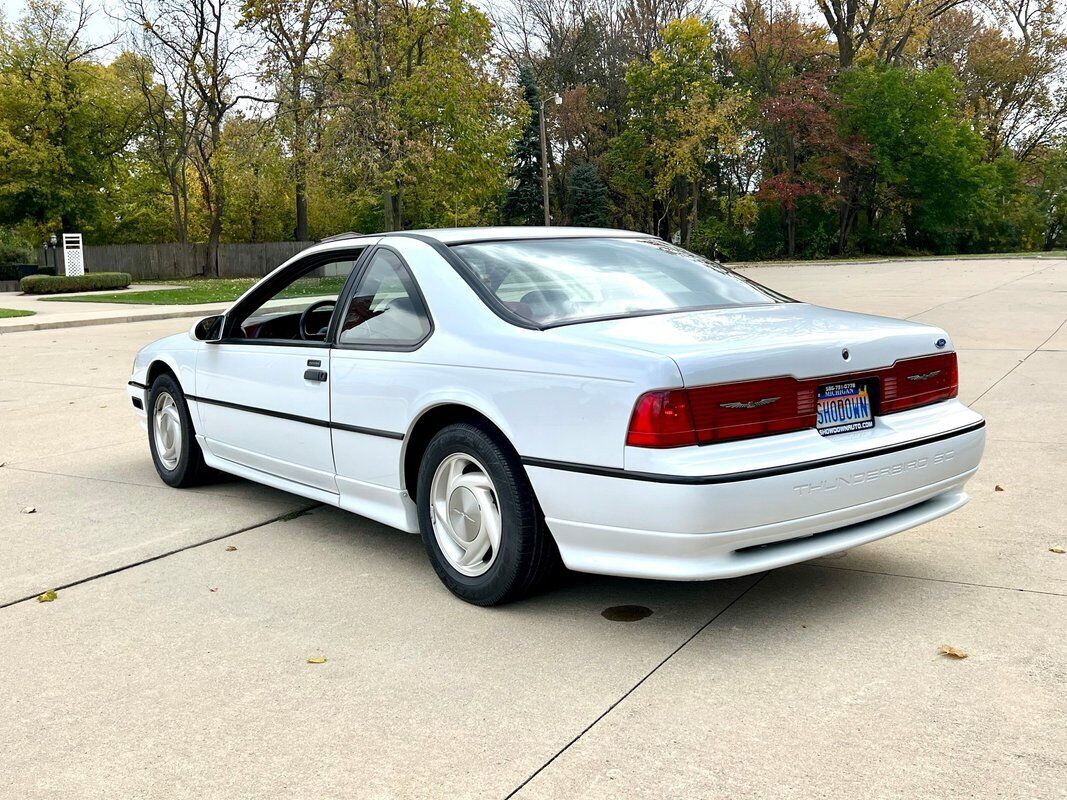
539;92;562;226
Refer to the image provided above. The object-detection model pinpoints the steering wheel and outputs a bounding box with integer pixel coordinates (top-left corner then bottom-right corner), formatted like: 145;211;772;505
299;299;336;341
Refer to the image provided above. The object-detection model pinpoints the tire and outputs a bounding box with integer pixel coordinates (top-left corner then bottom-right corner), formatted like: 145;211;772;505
416;423;559;606
147;373;215;488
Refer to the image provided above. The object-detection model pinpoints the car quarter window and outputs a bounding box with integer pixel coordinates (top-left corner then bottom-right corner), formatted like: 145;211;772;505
231;252;363;342
338;249;431;347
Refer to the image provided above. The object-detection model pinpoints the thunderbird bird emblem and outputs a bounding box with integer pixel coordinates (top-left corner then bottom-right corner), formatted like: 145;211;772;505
720;397;780;409
907;370;941;382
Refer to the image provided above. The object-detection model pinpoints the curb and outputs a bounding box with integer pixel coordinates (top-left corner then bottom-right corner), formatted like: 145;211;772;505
0;306;218;335
730;253;1066;269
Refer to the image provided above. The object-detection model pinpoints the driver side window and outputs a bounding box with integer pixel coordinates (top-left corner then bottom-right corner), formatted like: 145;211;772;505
233;252;362;342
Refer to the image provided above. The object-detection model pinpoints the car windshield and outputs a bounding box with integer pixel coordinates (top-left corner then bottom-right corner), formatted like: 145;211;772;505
450;237;784;327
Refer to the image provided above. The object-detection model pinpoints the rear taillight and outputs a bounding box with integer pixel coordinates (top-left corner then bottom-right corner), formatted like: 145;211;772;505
880;352;958;413
626;390;697;447
626;352;959;448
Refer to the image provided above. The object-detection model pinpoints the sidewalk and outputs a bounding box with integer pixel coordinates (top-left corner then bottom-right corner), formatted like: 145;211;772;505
0;286;228;334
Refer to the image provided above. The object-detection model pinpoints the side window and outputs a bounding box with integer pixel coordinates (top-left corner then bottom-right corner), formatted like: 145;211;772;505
233;253;362;342
338;249;431;347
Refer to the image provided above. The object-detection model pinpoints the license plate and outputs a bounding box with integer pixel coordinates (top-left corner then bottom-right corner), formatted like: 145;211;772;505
817;381;874;435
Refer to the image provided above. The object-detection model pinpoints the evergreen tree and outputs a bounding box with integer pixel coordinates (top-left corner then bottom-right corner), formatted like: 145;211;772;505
503;64;544;225
565;162;609;227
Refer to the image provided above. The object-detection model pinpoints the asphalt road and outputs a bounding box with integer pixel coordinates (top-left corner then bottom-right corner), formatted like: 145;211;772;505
1;256;1065;799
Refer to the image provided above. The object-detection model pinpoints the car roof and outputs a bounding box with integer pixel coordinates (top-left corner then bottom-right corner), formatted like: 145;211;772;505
319;226;652;246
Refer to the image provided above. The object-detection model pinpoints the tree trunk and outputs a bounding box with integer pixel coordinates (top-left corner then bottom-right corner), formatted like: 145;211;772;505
678;181;690;247
205;121;224;278
382;182;402;231
295;178;308;241
787;206;797;258
291;76;309;242
687;179;699;249
786;138;797;257
169;182;186;244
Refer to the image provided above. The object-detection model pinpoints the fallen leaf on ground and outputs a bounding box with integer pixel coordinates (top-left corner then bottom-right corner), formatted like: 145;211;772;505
1049;546;1065;554
224;545;237;551
21;506;36;514
939;644;968;659
307;656;327;664
37;590;57;603
994;485;1004;492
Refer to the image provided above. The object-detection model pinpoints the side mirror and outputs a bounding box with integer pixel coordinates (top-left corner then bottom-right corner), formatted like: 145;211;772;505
191;314;224;342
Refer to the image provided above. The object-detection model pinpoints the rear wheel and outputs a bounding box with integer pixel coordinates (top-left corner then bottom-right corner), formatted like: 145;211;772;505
147;373;214;488
416;423;558;605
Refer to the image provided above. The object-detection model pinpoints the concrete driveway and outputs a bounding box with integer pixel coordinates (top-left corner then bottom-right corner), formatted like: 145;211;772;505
1;257;1064;799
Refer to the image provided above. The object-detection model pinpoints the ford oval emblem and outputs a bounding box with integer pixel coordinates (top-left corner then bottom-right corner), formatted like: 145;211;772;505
935;338;947;349
841;348;850;360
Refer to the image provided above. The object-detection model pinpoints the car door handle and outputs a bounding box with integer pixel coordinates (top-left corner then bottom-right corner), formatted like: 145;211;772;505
304;369;328;382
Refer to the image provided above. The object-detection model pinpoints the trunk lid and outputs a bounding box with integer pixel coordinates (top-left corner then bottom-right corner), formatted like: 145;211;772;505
544;304;951;386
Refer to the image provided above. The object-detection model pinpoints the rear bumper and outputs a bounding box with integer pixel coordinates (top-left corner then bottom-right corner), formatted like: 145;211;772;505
526;404;984;581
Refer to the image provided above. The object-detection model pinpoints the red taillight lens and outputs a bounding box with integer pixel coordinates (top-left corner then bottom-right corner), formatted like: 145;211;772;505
626;389;698;447
687;377;816;444
880;352;958;413
627;379;814;448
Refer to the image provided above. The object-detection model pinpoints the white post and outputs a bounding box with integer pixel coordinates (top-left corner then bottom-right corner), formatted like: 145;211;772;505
62;233;84;277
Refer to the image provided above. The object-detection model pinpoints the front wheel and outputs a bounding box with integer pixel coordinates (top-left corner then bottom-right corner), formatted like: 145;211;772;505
416;423;558;605
147;373;215;488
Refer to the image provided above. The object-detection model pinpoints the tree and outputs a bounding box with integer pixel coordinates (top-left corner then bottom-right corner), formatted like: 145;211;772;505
240;0;341;240
125;0;251;275
837;64;987;252
565;161;609;226
926;1;1067;161
730;0;823;96
814;0;961;68
220;114;293;241
1031;140;1067;249
504;63;544;225
123;46;196;243
0;1;141;238
758;73;868;257
324;0;520;230
622;17;746;244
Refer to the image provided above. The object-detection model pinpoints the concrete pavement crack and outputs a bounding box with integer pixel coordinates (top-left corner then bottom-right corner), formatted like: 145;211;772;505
971;315;1067;406
0;502;321;611
805;563;1067;597
905;260;1060;320
1;462;276;499
0;378;123;391
502;572;770;799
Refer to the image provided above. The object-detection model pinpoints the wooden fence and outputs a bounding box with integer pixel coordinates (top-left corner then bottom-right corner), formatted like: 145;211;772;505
37;241;315;281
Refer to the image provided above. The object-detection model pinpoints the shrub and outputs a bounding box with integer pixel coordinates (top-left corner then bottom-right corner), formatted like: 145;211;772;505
0;264;37;281
0;228;34;266
20;272;132;294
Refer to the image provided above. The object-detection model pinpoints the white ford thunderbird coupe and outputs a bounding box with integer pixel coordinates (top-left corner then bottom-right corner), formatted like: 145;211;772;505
128;227;985;604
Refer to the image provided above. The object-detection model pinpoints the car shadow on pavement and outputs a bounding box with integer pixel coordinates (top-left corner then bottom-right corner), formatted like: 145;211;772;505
263;503;908;640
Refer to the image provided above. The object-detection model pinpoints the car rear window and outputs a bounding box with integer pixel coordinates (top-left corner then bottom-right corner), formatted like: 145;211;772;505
450;237;783;327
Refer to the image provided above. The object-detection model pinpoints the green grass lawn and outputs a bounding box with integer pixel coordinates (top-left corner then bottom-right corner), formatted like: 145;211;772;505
41;276;347;305
0;308;34;318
